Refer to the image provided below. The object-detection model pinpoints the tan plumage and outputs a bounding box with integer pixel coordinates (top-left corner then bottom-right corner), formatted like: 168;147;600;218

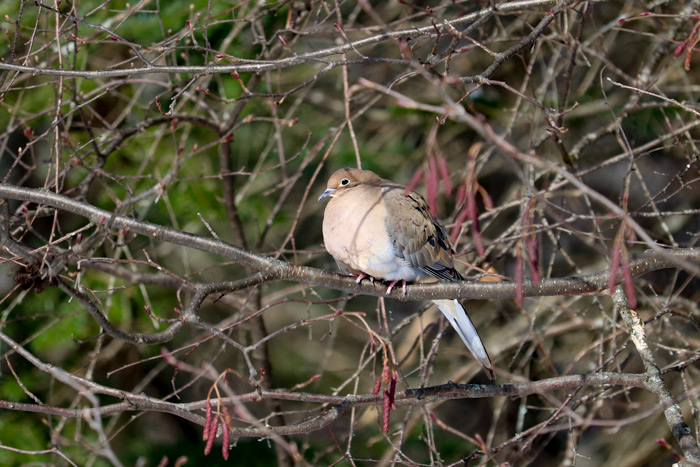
319;168;493;378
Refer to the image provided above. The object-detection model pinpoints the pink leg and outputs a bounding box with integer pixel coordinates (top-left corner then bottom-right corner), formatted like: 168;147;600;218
386;279;406;295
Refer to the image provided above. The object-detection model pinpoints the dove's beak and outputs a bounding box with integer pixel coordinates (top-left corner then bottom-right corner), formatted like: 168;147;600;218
318;188;335;201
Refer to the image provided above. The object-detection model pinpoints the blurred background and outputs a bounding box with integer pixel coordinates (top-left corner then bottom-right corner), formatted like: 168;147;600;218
0;0;699;465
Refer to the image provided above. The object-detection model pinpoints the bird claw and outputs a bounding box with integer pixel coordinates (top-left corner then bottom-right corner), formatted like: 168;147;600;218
355;274;376;285
386;279;407;295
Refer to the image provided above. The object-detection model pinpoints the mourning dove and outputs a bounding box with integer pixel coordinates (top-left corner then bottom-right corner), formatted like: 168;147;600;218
319;168;493;378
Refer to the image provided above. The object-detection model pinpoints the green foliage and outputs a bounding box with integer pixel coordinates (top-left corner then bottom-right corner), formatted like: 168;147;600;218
0;413;52;465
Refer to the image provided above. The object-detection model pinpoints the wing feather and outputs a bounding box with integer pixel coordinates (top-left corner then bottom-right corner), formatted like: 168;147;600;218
382;186;461;281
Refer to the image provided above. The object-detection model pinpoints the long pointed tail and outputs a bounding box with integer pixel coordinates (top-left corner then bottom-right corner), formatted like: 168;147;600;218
433;299;494;379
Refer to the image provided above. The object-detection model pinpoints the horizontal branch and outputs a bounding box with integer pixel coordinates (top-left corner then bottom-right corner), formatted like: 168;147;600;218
1;183;697;302
0;371;648;438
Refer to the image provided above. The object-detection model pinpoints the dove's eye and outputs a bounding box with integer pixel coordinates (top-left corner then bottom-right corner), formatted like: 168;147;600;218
340;178;350;186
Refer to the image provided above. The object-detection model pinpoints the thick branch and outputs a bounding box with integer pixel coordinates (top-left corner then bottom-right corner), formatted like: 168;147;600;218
615;288;700;465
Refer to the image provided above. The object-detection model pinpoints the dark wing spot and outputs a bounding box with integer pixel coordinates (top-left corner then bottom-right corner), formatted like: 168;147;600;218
434;224;450;252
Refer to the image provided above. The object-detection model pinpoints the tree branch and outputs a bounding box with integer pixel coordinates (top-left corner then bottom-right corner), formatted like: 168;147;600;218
1;183;697;302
